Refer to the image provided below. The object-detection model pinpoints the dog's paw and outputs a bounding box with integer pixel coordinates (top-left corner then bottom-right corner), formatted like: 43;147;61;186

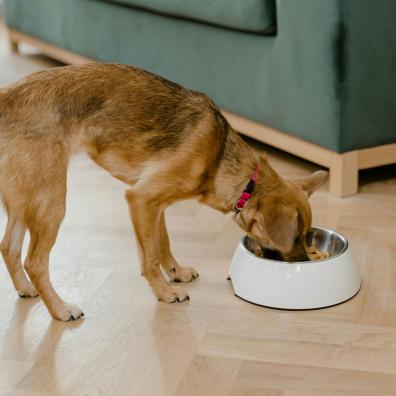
158;286;190;303
17;282;39;298
169;266;199;283
53;304;84;322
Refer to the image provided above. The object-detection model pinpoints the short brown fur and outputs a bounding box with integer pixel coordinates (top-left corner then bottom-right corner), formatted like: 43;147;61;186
0;64;328;320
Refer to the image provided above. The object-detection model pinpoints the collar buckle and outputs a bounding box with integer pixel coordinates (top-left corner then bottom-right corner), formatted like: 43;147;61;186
234;166;259;213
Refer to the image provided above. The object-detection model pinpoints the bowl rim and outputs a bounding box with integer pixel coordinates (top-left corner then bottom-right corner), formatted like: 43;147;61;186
241;226;349;265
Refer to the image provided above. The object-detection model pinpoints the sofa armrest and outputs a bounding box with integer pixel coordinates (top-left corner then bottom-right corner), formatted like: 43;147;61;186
275;0;396;152
338;0;396;150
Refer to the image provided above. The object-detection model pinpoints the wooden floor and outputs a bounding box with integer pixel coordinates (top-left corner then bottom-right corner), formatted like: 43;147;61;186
1;20;396;396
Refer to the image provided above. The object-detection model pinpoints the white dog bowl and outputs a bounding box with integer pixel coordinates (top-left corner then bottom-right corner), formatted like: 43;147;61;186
228;227;361;310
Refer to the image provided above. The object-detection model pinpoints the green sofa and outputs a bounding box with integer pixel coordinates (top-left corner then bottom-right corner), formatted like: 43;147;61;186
4;0;396;196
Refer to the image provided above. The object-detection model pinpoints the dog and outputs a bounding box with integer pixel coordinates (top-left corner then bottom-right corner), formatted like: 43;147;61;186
0;63;328;321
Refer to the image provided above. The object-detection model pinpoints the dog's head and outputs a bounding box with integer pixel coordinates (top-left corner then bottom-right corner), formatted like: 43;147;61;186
234;167;328;262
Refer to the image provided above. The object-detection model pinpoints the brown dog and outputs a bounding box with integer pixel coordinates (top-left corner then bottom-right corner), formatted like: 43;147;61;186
0;63;328;321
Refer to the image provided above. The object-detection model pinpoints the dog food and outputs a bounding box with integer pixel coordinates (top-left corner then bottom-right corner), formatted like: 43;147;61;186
308;246;329;260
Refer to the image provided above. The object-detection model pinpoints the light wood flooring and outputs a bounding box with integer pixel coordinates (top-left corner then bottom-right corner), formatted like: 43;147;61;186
1;19;396;396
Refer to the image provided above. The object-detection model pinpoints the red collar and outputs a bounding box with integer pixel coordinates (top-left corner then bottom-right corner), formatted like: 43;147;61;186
234;166;259;213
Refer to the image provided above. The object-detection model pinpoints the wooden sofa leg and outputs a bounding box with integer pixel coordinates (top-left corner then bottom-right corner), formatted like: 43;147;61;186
329;151;359;197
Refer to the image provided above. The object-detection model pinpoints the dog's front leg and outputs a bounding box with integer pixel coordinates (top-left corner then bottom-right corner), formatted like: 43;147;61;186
159;212;199;283
125;191;189;303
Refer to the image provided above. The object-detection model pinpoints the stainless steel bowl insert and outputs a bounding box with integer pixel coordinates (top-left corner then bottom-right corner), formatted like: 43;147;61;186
243;226;348;263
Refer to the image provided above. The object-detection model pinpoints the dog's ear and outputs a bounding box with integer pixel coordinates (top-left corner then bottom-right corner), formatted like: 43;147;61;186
295;170;328;197
263;205;298;254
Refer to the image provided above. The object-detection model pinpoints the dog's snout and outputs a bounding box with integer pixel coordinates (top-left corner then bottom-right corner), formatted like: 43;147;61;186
281;240;309;262
282;250;309;262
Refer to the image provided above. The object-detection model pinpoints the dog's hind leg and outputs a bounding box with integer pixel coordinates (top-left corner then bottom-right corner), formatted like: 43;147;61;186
0;206;38;297
159;212;198;283
23;189;84;321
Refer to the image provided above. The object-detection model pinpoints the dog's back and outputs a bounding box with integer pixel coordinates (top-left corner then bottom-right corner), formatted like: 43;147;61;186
0;64;230;196
0;63;227;188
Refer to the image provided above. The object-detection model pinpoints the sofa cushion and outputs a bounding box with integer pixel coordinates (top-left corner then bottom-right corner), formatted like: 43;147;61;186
104;0;276;34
